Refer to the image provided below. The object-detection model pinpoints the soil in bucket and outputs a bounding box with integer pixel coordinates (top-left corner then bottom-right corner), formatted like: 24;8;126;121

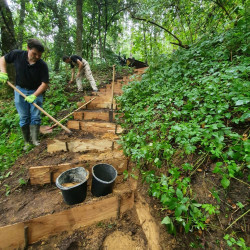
56;167;89;205
91;163;117;197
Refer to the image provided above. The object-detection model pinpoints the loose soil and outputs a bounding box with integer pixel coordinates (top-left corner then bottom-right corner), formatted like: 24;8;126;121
0;68;249;250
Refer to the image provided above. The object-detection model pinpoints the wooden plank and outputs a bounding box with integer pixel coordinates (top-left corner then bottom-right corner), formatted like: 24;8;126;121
79;121;117;133
0;222;26;250
67;139;113;152
29;152;128;185
67;120;80;130
73;112;83;120
47;139;67;153
29;162;82;185
135;193;161;250
84;96;112;103
87;102;113;109
73;111;116;122
28;195;119;243
0;191;134;249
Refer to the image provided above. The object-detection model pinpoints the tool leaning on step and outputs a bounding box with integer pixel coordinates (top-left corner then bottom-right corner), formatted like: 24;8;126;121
62;55;98;92
0;38;49;150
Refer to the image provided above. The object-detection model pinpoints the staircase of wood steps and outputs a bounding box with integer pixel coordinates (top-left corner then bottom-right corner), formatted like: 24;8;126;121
47;67;147;154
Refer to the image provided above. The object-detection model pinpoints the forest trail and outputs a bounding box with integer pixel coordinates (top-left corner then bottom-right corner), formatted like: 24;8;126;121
0;67;171;250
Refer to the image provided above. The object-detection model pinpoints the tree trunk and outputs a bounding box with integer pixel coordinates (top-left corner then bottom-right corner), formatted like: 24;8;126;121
0;0;17;84
97;2;103;59
89;5;97;62
0;0;17;54
143;23;148;62
76;0;83;56
17;0;25;49
53;0;68;71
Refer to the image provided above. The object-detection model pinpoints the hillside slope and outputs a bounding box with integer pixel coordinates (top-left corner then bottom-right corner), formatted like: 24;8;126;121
117;18;249;248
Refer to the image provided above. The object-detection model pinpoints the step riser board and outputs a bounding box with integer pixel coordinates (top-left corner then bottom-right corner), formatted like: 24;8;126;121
47;138;121;153
0;191;134;249
73;111;117;122
67;121;123;134
29;156;128;185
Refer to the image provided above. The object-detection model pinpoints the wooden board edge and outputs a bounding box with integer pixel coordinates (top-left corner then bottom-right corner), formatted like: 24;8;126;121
0;191;135;249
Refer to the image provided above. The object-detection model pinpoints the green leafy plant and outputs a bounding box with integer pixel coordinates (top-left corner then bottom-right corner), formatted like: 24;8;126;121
143;169;213;235
4;184;10;196
224;234;249;249
19;178;28;186
116;19;249;237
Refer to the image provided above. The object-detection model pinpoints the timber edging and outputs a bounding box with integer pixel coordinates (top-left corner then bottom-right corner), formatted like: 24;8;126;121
0;189;134;249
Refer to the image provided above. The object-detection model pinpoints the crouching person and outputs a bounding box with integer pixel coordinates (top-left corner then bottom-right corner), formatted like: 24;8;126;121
63;55;98;92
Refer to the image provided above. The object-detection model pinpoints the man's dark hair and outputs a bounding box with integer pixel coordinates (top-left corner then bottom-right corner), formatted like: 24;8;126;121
27;39;45;52
62;55;70;62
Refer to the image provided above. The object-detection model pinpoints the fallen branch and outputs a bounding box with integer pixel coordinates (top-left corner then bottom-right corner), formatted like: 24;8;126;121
189;153;209;177
225;209;250;231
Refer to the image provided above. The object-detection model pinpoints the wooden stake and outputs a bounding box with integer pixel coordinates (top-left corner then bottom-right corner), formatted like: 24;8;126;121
24;226;29;249
109;65;115;122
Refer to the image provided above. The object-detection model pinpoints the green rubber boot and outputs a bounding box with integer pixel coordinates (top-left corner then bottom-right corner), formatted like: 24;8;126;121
30;125;40;146
21;125;30;150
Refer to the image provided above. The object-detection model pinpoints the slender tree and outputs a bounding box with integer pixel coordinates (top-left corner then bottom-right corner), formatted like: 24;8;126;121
76;0;83;56
17;0;26;49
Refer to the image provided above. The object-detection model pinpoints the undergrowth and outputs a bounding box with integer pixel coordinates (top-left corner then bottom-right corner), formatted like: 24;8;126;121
117;16;249;245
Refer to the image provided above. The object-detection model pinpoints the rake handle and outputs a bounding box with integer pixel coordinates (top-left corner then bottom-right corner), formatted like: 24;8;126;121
7;81;72;134
50;97;97;129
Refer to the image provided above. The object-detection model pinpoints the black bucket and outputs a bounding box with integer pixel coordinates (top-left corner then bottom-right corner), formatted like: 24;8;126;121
56;167;89;205
91;163;117;197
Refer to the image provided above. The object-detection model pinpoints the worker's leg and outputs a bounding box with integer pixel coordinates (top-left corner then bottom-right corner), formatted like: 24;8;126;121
15;86;31;149
76;71;83;92
29;94;43;146
14;86;31;127
30;94;43;125
82;60;98;91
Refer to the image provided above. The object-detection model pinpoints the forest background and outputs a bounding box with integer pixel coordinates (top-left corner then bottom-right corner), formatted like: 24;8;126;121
0;0;249;249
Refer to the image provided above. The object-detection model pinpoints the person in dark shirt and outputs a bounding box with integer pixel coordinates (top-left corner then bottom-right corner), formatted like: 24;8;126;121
62;55;98;92
0;39;49;149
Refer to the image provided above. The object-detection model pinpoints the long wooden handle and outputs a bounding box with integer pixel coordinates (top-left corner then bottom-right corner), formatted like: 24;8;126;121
7;81;72;134
50;97;97;129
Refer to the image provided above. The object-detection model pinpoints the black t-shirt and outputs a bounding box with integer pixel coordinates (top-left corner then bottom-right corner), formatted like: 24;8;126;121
4;50;49;90
69;55;82;69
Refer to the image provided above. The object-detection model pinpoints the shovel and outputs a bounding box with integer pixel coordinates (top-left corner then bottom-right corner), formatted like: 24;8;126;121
40;96;97;134
7;81;72;134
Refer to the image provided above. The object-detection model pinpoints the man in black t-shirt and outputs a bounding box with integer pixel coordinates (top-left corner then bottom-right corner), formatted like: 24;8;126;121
0;39;49;149
62;55;98;92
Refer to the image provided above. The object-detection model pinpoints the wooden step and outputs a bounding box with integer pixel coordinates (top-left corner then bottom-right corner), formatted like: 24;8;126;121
95;89;123;95
67;120;123;134
78;98;117;109
0;189;134;249
30;150;128;185
97;89;123;95
73;110;117;122
47;136;121;153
